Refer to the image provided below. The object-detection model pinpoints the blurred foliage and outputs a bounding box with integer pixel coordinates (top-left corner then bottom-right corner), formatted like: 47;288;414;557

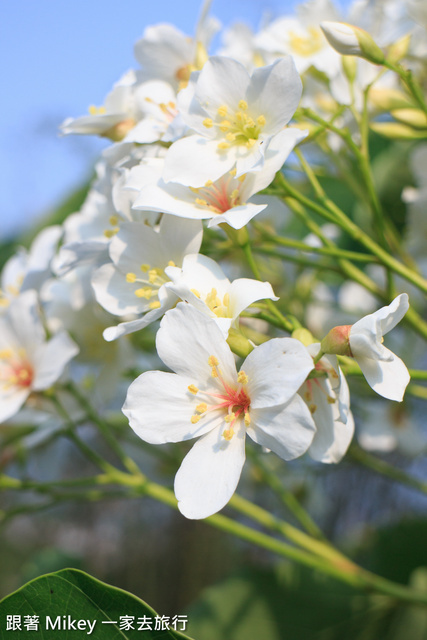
186;519;427;640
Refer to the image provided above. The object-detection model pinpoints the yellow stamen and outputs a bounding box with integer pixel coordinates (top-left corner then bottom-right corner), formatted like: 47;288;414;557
226;132;236;141
191;415;201;424
168;260;176;267
219;120;231;132
257;115;266;126
109;215;119;226
224;412;236;423
203;118;213;128
0;349;13;359
196;403;207;413
238;174;246;182
135;287;152;299
148;269;159;284
217;105;228;117
237;371;248;385
195;198;208;206
223;293;229;307
223;428;234;440
126;272;137;283
188;384;199;395
140;264;150;272
191;289;201;298
204;180;213;187
104;228;119;238
208;355;219;366
149;301;161;310
217;142;230;150
229;168;237;177
239;100;248;110
244;413;251;426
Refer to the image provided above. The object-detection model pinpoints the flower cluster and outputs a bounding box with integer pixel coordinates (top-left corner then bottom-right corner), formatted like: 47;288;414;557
3;0;426;520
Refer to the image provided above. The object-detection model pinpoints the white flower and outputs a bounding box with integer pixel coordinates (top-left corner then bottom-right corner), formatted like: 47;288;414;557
321;294;410;401
60;70;142;142
349;294;410;401
163;56;303;187
0;290;79;423
91;215;203;341
133;12;220;91
300;345;354;463
164;253;278;336
255;0;342;76
61;70;182;145
132;128;307;229
123;303;316;519
0;226;62;309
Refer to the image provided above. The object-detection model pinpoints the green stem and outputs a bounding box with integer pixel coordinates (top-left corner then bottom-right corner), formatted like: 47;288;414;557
64;381;141;477
246;449;326;540
348;445;427;496
276;173;427;332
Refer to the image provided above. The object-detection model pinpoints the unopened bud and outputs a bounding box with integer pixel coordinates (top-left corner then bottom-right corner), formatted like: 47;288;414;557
370;121;427;140
292;328;316;347
227;328;254;358
386;34;411;63
320;325;352;356
342;56;357;84
369;88;414;112
320;22;385;65
391;108;427;129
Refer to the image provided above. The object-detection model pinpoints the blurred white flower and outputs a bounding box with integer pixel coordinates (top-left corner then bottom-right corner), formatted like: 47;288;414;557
0;290;78;423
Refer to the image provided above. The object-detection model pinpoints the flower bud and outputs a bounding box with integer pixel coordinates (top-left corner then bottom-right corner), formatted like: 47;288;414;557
370;121;427;140
342;56;357;84
391;108;427;129
386;34;411;63
320;22;385;65
292;328;316;347
227;328;254;358
369;88;414;112
320;325;352;356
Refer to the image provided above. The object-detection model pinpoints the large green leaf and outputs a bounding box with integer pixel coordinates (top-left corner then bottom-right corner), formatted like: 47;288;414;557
0;568;194;640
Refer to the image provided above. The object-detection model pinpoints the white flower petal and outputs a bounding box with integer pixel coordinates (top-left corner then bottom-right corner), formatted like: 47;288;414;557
32;331;79;390
246;57;303;133
156;304;237;385
0;389;30;423
163;136;235;187
195;56;251;118
102;294;175;342
243;338;314;408
207;203;267;229
123;371;223;444
175;420;246;519
227;278;278;319
248;395;316;460
356;351;410;401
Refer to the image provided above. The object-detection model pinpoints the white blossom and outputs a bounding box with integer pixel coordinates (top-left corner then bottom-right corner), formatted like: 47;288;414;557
123;304;316;519
163;56;303;187
0;291;78;423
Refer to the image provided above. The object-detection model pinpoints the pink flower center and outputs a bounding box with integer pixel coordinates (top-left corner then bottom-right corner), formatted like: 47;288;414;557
0;349;34;391
188;355;251;440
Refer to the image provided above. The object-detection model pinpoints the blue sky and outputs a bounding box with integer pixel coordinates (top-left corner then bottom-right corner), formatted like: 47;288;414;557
1;0;350;240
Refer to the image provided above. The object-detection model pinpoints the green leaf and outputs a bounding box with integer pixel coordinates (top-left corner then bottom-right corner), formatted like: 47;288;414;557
0;568;194;640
